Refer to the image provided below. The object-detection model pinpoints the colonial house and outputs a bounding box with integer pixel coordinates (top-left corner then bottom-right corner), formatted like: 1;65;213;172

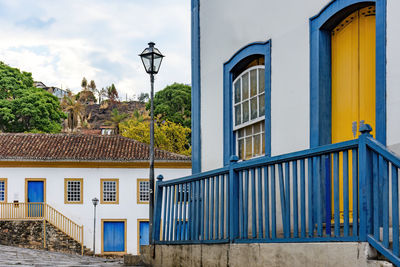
34;81;68;100
148;0;400;266
0;133;191;255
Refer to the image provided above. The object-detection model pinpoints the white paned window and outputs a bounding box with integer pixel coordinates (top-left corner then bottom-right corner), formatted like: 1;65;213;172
0;180;5;202
139;180;150;203
233;65;265;160
67;180;82;203
103;181;117;202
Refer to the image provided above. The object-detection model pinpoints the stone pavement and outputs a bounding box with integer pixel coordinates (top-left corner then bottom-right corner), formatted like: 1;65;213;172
0;244;124;266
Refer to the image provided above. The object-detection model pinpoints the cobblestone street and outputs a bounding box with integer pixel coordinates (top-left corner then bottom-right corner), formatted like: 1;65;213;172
0;245;124;266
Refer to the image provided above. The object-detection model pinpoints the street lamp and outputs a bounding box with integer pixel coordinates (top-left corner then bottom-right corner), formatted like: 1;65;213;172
139;42;164;243
92;197;99;256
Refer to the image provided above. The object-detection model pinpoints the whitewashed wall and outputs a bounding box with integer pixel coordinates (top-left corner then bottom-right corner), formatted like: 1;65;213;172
1;166;190;255
199;0;400;171
387;0;400;152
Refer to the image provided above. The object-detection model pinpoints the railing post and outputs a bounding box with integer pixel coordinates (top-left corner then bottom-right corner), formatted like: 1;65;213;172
153;174;164;243
81;225;84;256
358;124;373;241
229;155;239;242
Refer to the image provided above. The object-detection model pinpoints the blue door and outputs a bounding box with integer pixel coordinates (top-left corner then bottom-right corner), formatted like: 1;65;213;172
103;221;125;252
27;181;44;217
139;221;149;252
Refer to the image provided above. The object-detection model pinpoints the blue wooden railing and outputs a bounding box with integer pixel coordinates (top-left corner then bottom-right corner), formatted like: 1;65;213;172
153;125;400;265
364;135;400;266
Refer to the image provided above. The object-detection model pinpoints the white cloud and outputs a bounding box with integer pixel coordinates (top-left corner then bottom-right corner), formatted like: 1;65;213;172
0;0;190;98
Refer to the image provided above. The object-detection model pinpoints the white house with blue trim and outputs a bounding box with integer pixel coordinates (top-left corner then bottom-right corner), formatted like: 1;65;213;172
149;0;400;266
0;133;191;256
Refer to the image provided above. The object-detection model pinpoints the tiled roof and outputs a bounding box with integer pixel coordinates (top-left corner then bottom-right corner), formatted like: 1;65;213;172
0;133;191;162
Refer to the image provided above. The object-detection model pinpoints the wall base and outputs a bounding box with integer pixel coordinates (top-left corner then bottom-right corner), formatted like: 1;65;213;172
140;242;393;267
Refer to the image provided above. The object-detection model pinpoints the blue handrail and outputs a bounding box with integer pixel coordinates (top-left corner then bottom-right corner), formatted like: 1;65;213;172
153;125;400;267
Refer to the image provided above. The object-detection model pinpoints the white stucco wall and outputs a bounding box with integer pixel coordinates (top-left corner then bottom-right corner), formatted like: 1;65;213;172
387;0;400;151
199;0;400;171
1;166;190;255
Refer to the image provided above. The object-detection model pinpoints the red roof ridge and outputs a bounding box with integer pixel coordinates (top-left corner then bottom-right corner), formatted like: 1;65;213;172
0;133;191;162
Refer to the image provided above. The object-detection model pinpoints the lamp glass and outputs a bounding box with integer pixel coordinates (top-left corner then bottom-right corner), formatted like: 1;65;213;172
92;197;99;206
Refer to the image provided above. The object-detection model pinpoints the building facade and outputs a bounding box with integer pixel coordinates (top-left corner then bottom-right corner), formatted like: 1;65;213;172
148;1;400;266
0;134;191;255
192;0;400;173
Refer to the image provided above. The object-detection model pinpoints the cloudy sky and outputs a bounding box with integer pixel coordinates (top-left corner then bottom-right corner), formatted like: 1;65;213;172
0;0;190;99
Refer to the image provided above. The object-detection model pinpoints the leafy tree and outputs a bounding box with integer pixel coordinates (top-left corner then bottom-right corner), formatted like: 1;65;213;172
137;92;149;103
88;80;96;92
105;108;129;134
120;114;191;156
81;77;88;90
61;90;85;132
97;87;107;104
107;83;119;103
0;62;65;133
147;83;191;128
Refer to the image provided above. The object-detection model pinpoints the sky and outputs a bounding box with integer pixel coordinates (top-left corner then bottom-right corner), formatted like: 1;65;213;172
0;0;190;100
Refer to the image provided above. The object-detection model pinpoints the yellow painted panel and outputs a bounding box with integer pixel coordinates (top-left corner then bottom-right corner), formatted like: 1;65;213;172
331;11;359;144
331;7;375;221
359;6;376;138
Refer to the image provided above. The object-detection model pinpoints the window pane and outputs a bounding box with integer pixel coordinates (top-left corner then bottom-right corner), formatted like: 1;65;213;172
245;137;252;159
254;134;261;156
235;105;241;126
242;73;249;100
139;181;150;202
234;80;241;103
258;69;265;93
262;133;265;154
238;128;244;138
253;122;261;134
242;101;249;123
245;125;252;136
251;97;258;120
250;69;257;97
238;139;244;160
259;93;265;116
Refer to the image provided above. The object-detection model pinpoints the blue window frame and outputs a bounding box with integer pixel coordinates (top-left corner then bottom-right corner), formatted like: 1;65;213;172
309;0;386;147
223;40;271;166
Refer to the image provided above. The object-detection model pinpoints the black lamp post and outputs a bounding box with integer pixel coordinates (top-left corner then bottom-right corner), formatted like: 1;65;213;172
139;42;164;243
92;197;99;256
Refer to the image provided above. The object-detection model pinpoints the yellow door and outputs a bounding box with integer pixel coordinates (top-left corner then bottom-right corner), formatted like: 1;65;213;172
331;6;376;220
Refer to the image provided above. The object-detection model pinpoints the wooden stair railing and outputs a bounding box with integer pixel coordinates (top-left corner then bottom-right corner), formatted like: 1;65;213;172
0;202;84;255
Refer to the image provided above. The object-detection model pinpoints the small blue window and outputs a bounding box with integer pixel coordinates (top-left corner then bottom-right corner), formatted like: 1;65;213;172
223;41;271;165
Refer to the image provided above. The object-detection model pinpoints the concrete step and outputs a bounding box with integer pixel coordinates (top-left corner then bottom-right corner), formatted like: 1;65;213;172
124;254;144;266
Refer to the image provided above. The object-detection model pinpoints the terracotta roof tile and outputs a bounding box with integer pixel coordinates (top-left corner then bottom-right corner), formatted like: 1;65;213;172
0;133;191;162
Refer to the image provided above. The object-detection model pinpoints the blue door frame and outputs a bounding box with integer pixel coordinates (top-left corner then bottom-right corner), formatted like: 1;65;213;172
102;220;126;253
309;0;386;148
27;181;44;203
26;179;45;217
138;220;149;254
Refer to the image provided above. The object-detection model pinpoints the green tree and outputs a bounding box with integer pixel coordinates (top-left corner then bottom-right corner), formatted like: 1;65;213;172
88;80;96;92
105;108;129;134
120;114;191;156
0;62;65;133
81;77;88;90
97;87;107;104
146;83;191;128
107;84;119;103
61;90;85;132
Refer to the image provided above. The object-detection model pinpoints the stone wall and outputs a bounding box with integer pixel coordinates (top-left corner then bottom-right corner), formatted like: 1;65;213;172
140;243;392;267
0;220;83;255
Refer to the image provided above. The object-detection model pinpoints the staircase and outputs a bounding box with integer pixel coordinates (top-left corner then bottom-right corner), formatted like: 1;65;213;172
0;202;86;255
